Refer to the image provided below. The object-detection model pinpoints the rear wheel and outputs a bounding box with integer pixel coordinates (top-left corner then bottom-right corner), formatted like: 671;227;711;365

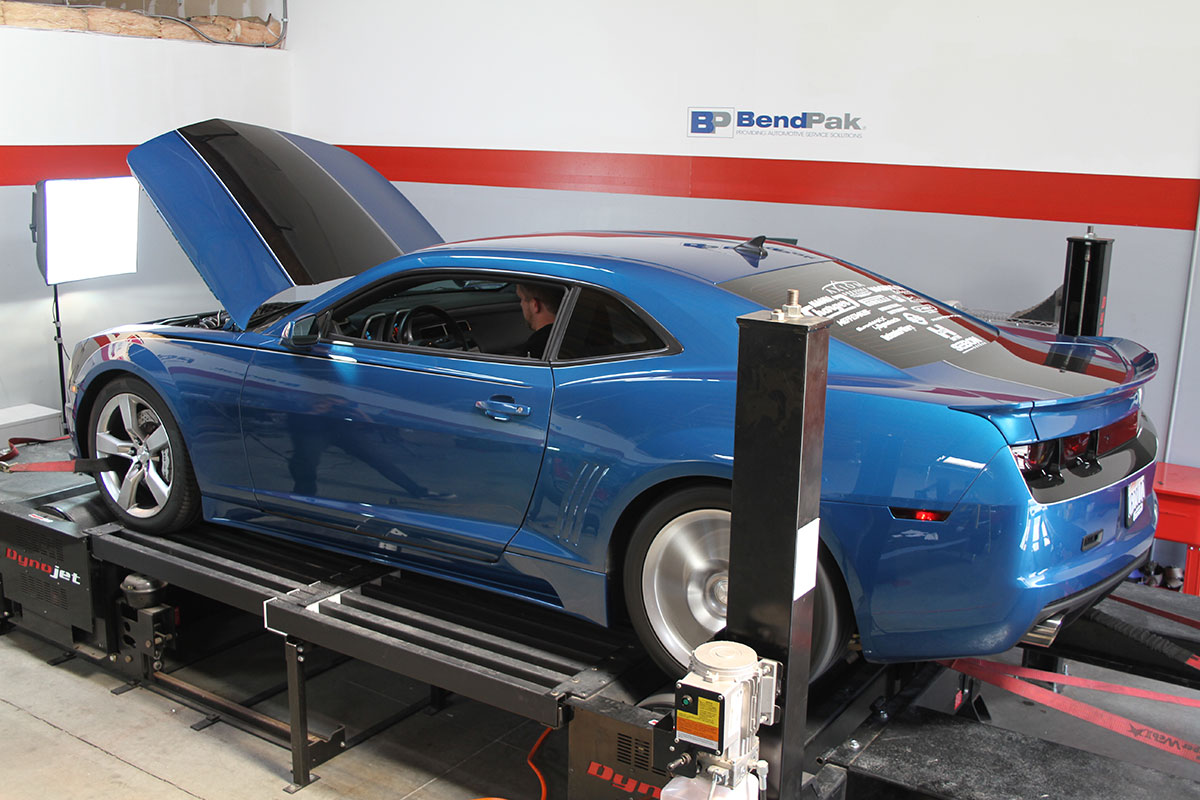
88;377;200;534
623;485;850;678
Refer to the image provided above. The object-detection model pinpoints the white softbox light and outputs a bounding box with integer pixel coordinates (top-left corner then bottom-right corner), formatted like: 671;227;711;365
33;176;139;285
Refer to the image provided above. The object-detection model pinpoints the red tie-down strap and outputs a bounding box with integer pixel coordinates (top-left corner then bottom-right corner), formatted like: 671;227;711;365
1110;593;1200;634
0;436;106;474
943;657;1200;765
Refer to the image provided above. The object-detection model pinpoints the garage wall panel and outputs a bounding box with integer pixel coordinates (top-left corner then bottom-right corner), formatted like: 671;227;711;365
389;179;1189;440
287;0;1200;179
0;27;290;146
1;2;1198;466
0;25;288;416
282;0;1200;465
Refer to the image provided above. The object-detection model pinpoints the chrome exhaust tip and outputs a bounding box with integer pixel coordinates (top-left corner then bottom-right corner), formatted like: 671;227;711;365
1020;613;1065;647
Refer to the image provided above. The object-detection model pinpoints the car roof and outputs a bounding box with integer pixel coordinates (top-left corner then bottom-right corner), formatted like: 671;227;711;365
422;232;831;285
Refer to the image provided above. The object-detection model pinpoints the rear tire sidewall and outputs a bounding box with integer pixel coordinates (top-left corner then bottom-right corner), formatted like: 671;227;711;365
623;485;849;678
88;376;199;534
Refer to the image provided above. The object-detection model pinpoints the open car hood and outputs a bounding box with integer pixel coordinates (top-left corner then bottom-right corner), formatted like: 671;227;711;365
128;119;443;329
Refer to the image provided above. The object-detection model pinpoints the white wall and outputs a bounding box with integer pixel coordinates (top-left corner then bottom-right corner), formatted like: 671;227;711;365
287;0;1200;179
0;24;289;421
284;0;1200;464
1;3;1198;467
0;26;289;145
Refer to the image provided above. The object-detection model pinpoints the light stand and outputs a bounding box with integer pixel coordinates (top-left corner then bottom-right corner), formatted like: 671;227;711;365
51;285;68;432
30;177;139;433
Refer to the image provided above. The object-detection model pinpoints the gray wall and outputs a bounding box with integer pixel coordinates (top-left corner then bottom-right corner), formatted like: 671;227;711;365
395;180;1189;449
0;186;214;417
0;177;1193;469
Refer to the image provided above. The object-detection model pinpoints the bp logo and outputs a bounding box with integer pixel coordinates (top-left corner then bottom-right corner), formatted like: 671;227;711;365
688;107;735;137
689;106;863;137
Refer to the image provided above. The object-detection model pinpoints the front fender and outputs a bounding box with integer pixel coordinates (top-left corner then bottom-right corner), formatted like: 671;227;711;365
70;330;184;445
70;328;257;505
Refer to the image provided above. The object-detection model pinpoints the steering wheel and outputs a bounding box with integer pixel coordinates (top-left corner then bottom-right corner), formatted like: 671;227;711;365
392;305;469;350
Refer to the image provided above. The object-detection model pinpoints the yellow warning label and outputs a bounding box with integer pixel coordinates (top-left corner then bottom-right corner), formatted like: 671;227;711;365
677;696;720;727
676;716;719;744
677;696;721;748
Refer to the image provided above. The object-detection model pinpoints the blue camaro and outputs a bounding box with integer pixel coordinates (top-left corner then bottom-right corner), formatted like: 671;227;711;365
67;120;1159;678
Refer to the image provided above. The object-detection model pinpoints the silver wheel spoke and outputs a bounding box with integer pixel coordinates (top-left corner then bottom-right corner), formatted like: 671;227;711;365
144;426;169;455
95;431;132;458
95;391;178;519
118;395;142;443
116;464;146;510
144;464;171;506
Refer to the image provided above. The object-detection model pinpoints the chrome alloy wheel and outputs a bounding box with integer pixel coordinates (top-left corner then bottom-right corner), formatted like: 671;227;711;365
640;509;731;668
93;392;175;519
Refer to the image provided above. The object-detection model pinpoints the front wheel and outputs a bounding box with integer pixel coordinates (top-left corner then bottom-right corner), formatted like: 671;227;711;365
88;376;200;534
623;485;851;678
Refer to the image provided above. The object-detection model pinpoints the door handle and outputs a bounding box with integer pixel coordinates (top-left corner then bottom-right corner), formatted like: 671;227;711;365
475;397;531;422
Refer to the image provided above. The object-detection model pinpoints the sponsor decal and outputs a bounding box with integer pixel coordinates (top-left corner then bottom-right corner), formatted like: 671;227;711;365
805;279;986;353
585;761;662;798
1127;725;1200;762
5;547;82;585
689;107;864;138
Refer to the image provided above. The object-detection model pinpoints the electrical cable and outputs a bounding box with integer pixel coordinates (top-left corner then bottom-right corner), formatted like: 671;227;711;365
61;0;288;48
526;725;551;800
471;725;552;800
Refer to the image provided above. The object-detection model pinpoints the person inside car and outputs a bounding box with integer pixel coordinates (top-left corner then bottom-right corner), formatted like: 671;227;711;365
515;283;561;358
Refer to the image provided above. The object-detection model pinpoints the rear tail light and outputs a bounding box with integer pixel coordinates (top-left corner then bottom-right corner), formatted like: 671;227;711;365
1010;441;1055;476
1060;432;1091;462
1097;410;1139;455
1009;410;1140;483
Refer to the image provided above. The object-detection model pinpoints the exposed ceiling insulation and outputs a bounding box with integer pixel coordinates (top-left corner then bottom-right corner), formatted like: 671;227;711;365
0;1;284;46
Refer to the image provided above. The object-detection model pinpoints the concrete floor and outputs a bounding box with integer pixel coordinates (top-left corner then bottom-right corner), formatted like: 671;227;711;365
2;442;1199;797
0;626;567;800
5;621;1200;799
0;442;566;800
915;649;1200;785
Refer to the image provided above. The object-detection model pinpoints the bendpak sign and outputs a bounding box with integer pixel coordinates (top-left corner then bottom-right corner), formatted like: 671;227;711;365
688;107;863;138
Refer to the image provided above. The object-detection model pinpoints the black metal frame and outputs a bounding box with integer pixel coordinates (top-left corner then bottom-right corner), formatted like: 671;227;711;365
1059;231;1113;337
824;665;1199;800
0;500;651;790
4;394;1199;799
726;310;831;800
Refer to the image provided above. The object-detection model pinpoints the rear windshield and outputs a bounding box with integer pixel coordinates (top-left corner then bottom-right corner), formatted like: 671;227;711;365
721;261;999;370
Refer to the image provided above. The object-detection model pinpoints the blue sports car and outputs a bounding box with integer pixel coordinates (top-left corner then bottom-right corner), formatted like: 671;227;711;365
67;120;1159;678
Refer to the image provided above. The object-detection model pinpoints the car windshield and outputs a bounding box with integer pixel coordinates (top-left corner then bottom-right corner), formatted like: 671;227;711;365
721;261;1003;370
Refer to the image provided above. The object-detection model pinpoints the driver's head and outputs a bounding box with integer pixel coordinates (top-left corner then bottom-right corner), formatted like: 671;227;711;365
516;283;561;331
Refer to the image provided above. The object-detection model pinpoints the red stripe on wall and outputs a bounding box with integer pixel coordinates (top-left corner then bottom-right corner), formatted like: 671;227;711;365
347;146;1200;231
3;143;1197;231
0;145;134;185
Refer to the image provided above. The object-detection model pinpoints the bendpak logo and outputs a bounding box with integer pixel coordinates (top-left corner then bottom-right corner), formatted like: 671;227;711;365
689;107;862;137
5;547;81;585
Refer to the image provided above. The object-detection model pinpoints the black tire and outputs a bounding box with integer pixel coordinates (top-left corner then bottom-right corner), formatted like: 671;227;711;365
622;485;851;678
87;376;200;534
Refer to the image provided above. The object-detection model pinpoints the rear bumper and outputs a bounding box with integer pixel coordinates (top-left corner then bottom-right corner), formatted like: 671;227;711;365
1018;542;1151;647
827;436;1159;663
1030;543;1151;630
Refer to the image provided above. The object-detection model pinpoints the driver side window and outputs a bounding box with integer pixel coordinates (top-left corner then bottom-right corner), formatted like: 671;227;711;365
328;275;564;359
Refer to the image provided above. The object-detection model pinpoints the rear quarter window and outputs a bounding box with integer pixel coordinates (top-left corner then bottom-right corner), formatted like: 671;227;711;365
557;288;666;360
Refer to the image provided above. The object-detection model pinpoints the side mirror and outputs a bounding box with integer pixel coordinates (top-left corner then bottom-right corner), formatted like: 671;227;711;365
282;314;321;349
